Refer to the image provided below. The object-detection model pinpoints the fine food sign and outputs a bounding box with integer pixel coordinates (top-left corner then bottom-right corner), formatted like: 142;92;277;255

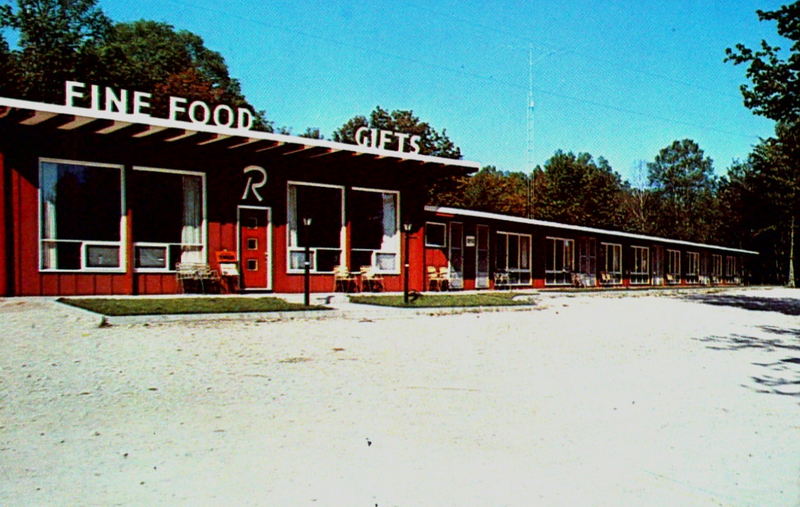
64;80;254;130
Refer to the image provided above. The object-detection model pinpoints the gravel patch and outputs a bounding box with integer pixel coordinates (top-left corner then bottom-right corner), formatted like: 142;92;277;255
1;288;798;505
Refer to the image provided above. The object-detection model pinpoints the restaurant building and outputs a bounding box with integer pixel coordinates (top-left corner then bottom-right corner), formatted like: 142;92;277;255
0;83;478;296
0;83;756;297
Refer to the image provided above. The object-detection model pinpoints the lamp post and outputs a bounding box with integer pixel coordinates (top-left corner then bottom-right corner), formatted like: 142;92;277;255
402;223;413;304
303;217;312;306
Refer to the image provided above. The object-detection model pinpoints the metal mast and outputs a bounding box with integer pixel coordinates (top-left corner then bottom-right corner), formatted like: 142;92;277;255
526;45;535;218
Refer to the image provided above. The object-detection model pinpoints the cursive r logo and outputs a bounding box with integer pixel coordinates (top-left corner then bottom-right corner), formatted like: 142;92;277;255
241;165;267;202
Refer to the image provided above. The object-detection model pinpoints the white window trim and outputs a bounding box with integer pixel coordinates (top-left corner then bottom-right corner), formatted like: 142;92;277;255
497;230;533;286
425;221;447;248
601;242;623;285
630;245;650;285
38;157;127;273
286;180;346;274
350;186;401;274
131;166;207;273
545;236;575;286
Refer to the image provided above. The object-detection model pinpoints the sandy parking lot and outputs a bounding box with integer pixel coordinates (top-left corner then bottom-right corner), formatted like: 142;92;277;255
1;288;799;506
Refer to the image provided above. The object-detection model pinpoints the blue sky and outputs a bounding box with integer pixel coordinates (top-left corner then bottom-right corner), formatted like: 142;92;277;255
11;1;789;182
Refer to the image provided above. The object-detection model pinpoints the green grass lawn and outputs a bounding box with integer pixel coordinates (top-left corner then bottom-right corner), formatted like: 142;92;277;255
58;297;328;316
348;292;536;308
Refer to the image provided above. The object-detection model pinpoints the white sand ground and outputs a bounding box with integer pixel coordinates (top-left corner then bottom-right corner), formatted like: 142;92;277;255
1;288;799;506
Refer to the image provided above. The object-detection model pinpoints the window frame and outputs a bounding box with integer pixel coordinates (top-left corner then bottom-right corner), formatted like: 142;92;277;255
545;236;575;286
630;245;650;285
424;221;447;248
601;242;623;285
496;231;532;286
666;249;681;284
131;166;207;273
712;254;723;280
38;157;127;273
286;180;346;274
349;186;400;274
685;251;700;284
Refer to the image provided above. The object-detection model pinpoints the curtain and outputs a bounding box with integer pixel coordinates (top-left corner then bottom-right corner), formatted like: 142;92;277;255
380;193;397;251
40;164;58;268
180;175;202;263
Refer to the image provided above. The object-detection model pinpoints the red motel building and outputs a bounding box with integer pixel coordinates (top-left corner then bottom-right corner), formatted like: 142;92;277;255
0;83;755;297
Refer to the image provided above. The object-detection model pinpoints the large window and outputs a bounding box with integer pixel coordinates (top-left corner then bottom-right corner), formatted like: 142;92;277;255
712;254;723;281
631;246;650;285
545;237;575;285
685;251;700;284
601;242;622;285
39;159;124;271
725;256;738;280
667;249;681;284
495;231;531;286
131;167;205;271
287;182;344;273
350;188;399;273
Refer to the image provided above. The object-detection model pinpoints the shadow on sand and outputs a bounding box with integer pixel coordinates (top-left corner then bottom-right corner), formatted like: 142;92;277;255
683;293;800;316
696;326;800;399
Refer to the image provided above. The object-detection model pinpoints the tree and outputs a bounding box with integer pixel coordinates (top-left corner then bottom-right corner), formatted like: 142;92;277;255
618;161;658;235
646;139;718;242
0;3;271;129
449;166;528;216
533;151;627;229
0;0;111;102
725;2;800;124
725;2;800;285
334;106;463;204
333;106;462;159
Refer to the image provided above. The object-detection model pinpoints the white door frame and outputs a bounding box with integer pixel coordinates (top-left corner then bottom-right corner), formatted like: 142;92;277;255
475;224;489;289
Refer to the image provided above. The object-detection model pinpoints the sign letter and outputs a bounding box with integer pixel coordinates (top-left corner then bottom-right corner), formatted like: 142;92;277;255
65;81;85;107
241;165;267;202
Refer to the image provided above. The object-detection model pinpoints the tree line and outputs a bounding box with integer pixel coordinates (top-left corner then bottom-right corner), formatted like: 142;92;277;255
0;0;797;285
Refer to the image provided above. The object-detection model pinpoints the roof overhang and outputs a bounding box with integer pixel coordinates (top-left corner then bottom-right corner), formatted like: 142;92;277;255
426;206;759;255
0;97;481;174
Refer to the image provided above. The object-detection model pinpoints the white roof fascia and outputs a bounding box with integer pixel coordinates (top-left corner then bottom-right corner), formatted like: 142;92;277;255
0;96;481;170
425;205;759;255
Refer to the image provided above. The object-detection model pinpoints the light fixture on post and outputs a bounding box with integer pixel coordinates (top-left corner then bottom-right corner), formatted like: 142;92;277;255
402;222;413;304
302;217;312;306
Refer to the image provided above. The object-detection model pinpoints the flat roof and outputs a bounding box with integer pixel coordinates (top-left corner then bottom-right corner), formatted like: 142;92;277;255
426;205;759;255
0;96;481;172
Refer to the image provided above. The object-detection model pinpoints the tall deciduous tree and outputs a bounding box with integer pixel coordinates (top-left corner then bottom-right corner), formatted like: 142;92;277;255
725;2;800;124
334;106;463;204
333;106;461;159
646;139;718;242
0;0;111;102
0;2;270;129
725;1;800;286
533;151;627;229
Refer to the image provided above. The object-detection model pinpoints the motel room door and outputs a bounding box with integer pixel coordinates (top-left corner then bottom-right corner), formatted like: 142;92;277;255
475;224;490;288
448;222;464;289
238;206;272;291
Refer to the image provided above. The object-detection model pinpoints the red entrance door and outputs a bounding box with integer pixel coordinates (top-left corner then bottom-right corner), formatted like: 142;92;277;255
238;206;271;290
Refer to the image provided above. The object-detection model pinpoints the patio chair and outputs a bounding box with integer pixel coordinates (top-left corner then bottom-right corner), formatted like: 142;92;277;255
333;265;358;292
494;271;510;290
426;266;442;291
438;266;451;291
360;265;383;292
